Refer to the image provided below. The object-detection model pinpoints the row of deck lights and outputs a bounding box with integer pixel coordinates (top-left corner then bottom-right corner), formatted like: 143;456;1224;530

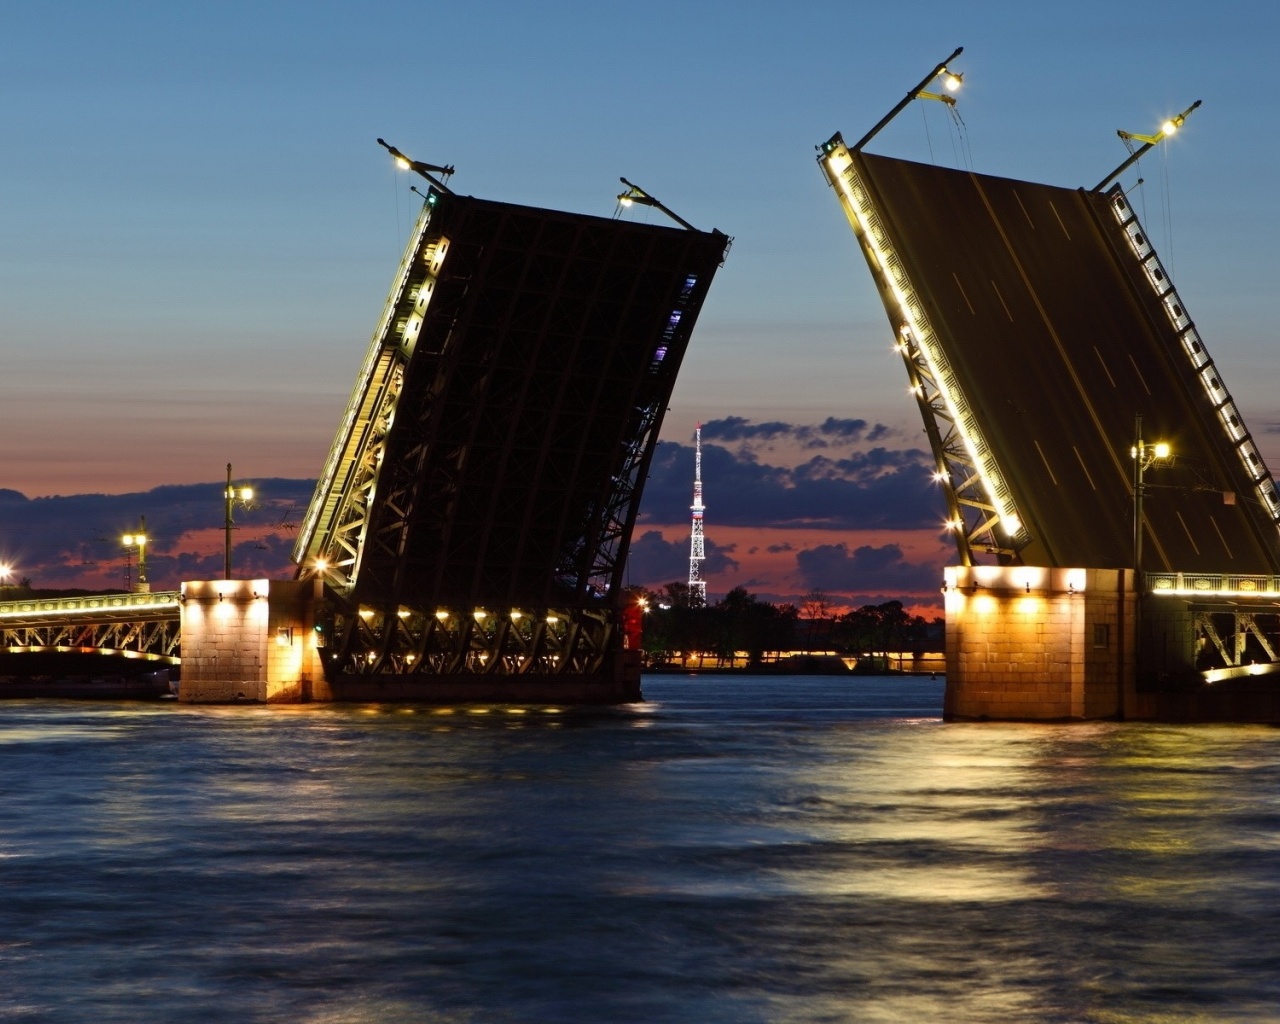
351;608;564;625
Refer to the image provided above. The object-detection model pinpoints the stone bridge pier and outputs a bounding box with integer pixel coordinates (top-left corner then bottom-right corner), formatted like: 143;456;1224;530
179;579;327;702
943;566;1134;721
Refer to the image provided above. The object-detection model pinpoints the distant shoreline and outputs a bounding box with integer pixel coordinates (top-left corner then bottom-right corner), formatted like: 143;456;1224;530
643;665;942;678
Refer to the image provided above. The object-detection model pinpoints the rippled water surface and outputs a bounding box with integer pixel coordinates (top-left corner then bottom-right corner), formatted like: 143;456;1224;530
3;674;1280;1022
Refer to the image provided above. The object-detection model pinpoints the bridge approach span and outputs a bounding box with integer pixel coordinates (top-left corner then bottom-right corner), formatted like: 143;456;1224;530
0;591;181;663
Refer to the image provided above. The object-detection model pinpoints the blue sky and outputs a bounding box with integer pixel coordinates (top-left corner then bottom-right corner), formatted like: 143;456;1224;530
5;1;1280;606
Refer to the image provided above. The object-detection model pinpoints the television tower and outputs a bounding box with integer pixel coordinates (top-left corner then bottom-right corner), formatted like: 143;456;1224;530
688;423;706;606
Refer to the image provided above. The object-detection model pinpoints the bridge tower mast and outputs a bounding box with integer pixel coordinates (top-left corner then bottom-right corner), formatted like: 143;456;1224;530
689;423;706;606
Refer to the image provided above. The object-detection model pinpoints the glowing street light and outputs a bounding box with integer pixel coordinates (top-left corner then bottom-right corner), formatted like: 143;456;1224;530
1130;414;1173;587
0;563;11;598
122;515;149;593
376;138;455;193
224;463;255;580
1128;414;1172;714
1094;99;1202;192
615;178;698;231
850;45;965;153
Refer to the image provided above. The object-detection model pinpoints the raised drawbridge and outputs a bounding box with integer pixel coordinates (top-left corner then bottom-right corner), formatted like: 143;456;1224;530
291;167;729;700
818;63;1280;693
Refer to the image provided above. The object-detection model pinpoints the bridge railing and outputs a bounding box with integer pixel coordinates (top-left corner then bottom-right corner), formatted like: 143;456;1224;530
1147;573;1280;598
0;590;182;624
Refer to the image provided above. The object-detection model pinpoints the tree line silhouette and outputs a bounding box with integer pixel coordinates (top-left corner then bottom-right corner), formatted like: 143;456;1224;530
628;583;942;671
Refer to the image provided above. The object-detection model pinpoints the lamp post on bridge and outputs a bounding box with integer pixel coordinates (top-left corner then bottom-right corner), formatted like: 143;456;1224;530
224;464;255;580
1131;414;1172;586
1130;414;1172;709
848;45;965;154
122;516;149;593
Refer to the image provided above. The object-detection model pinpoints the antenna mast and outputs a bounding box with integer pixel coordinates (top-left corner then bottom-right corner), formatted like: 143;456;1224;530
688;423;706;606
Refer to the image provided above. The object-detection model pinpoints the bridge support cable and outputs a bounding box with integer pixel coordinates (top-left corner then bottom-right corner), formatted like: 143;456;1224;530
1105;189;1280;537
818;134;1028;563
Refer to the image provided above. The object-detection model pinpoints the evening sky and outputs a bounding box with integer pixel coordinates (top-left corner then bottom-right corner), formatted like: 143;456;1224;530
4;1;1280;607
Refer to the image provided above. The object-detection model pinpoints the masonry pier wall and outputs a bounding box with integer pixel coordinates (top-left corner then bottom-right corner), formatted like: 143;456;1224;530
944;566;1135;721
178;579;327;703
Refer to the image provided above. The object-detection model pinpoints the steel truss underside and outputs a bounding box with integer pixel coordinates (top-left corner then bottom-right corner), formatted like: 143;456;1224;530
0;616;180;663
323;605;612;679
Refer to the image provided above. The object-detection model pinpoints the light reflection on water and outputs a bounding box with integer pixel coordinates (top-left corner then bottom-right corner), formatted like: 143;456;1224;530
1;675;1279;1022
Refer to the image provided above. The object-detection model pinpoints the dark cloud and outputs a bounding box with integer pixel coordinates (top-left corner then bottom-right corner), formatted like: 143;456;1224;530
0;479;316;589
625;530;739;589
700;416;797;442
766;542;795;553
699;416;894;450
794;542;944;596
640;438;938;530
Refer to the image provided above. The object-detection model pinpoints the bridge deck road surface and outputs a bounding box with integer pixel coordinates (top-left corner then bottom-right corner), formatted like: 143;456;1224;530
855;151;1280;573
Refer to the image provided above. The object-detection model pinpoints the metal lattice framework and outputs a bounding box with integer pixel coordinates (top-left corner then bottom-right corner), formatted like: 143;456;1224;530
688;423;706;604
818;134;1021;564
294;200;446;592
1148;572;1280;672
325;605;612;677
0;591;181;663
293;188;728;683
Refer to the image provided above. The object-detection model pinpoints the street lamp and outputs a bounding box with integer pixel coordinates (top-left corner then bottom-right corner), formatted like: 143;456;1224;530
1094;99;1202;192
850;45;964;153
615;178;698;231
0;563;11;599
1131;414;1172;585
224;463;255;579
377;138;455;192
1129;413;1172;711
122;515;149;593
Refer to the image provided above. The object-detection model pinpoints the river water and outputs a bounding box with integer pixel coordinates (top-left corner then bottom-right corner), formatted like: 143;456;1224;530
2;674;1279;1023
